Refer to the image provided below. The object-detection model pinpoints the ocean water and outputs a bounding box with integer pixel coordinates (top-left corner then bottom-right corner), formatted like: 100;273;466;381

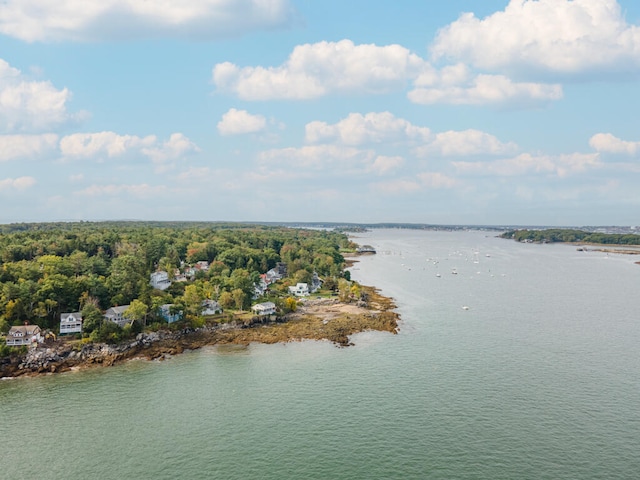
2;229;639;479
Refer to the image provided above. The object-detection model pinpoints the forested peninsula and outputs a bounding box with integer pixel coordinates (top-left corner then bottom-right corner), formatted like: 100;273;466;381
0;222;398;378
500;228;640;245
501;228;640;263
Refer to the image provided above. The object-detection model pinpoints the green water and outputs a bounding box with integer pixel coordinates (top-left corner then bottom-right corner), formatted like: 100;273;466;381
2;230;639;479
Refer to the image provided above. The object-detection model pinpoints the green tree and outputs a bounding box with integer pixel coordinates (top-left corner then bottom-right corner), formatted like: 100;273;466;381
124;299;148;326
232;288;247;311
284;297;297;313
219;291;234;310
183;284;203;317
81;302;103;334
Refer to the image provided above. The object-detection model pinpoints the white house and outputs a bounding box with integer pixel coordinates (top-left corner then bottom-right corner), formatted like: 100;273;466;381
104;305;131;327
60;312;83;335
195;261;210;272
251;302;277;316
150;271;171;291
288;283;310;297
6;325;43;346
253;278;269;299
265;263;287;283
201;299;222;316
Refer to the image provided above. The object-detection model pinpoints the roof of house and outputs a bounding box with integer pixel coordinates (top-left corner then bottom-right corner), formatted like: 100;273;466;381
105;305;130;315
8;325;41;336
252;301;276;309
61;312;82;321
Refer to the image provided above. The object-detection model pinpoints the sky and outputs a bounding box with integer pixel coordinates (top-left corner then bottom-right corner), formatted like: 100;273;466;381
1;0;640;226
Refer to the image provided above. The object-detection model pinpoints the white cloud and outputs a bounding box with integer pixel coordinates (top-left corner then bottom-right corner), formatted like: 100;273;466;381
305;111;430;145
431;0;640;76
217;108;267;135
258;144;374;171
371;179;421;195
589;133;640;155
0;176;36;191
370;170;459;195
0;0;295;42
0;59;80;132
60;131;156;159
0;134;58;161
417;172;458;188
75;183;168;198
142;133;200;164
59;131;199;171
213;39;425;100
213;38;566;107
415;129;518;157
453;152;601;177
369;156;405;175
409;72;562;106
305;111;516;157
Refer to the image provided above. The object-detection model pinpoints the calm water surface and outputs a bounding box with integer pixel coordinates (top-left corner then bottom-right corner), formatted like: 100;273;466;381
2;230;639;479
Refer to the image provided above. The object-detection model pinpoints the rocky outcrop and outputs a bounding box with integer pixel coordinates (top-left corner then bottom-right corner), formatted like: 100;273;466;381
1;286;399;379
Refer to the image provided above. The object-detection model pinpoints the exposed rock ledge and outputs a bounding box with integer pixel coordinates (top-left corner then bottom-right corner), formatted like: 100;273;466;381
1;286;398;379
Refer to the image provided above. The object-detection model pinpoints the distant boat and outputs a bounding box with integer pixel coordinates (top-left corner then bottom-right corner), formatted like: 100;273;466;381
462;306;470;310
451;269;458;275
436;273;441;278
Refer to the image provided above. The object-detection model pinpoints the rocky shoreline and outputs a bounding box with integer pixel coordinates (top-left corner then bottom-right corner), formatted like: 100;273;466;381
1;286;399;379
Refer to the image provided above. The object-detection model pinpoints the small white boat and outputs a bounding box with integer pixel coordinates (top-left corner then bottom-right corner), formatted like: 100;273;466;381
436;273;441;278
462;306;470;310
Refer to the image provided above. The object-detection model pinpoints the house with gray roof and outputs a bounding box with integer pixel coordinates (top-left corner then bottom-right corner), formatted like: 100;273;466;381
6;325;43;346
104;305;131;328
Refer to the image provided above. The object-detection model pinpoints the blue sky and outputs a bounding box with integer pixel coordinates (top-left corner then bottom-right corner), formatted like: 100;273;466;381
1;0;640;226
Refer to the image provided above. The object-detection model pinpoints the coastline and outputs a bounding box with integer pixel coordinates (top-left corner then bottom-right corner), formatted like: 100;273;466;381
1;285;399;379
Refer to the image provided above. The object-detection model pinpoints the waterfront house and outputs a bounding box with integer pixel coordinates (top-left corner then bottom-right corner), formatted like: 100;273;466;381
253;278;269;299
288;283;310;297
265;262;287;283
201;299;222;316
251;302;277;316
159;304;182;324
60;312;83;335
6;325;43;346
150;271;171;291
195;261;210;272
104;305;131;328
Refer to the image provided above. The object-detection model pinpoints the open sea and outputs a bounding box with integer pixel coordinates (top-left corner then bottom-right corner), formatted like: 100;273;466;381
2;229;639;479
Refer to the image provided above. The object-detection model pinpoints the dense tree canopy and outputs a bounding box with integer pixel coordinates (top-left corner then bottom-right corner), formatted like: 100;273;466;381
0;222;353;334
501;229;640;245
